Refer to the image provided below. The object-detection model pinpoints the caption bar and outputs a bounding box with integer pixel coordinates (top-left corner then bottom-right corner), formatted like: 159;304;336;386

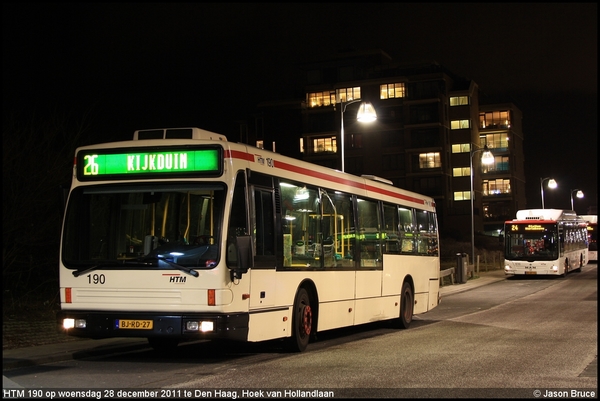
3;389;336;399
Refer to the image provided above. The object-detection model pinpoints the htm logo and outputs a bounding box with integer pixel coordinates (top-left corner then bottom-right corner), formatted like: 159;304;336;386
170;276;186;283
4;390;25;398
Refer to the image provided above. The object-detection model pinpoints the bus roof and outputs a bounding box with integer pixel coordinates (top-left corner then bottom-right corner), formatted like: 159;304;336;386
133;127;227;141
512;209;579;222
74;127;436;212
580;215;597;224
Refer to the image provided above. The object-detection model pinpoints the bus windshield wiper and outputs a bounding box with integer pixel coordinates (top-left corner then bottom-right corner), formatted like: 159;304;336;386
155;256;199;277
72;259;154;277
72;257;198;278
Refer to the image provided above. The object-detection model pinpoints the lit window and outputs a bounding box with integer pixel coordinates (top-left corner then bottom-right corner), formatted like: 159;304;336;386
453;191;471;201
450;96;469;106
453;167;470;177
451;120;470;130
451;143;471;153
312;137;337;154
483;133;509;150
483;179;511;195
419;152;441;169
307;91;336;108
336;87;361;103
479;110;511;128
380;83;406;99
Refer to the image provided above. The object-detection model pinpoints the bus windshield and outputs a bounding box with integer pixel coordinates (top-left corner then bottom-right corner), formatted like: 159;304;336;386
62;183;225;269
505;223;558;260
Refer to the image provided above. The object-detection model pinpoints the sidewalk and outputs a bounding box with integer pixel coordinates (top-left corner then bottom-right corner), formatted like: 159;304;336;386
439;267;506;296
2;269;507;376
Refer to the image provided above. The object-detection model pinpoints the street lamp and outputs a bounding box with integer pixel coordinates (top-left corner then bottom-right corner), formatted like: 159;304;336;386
470;145;494;265
339;99;377;173
570;189;584;211
540;177;557;209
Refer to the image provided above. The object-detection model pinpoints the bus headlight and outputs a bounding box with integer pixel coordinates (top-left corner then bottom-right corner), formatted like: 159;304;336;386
63;318;86;329
200;321;214;332
186;321;214;332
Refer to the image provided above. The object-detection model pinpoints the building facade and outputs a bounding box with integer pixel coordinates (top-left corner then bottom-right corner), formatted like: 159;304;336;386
250;50;526;240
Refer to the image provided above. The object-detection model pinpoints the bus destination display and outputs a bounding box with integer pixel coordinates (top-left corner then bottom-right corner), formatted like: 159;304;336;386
77;147;222;180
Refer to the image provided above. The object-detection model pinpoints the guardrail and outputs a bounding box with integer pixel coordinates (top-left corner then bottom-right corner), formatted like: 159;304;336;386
440;254;504;286
439;267;455;286
440;252;504;287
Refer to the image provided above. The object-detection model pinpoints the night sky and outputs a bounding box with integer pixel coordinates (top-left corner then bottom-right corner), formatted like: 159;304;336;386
3;3;597;213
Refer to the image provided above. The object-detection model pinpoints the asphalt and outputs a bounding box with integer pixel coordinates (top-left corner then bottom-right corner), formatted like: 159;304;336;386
3;268;507;387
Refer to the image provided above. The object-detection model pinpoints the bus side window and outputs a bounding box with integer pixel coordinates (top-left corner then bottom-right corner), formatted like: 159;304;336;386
253;187;276;266
227;171;249;269
356;197;381;268
382;203;400;254
399;207;415;254
321;190;355;268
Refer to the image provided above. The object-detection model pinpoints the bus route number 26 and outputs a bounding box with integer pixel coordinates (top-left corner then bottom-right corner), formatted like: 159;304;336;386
83;155;99;175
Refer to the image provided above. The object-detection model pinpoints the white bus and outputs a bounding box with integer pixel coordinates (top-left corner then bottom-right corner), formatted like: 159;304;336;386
504;209;588;276
580;215;597;262
58;127;441;352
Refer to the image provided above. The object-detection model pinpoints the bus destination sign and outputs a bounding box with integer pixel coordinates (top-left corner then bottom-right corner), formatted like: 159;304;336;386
77;147;222;180
509;223;549;233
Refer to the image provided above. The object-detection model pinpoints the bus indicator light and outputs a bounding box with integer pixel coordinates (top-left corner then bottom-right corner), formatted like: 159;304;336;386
208;289;216;306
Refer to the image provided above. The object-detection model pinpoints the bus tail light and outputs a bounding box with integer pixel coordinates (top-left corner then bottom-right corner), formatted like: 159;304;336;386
65;288;72;303
207;289;216;306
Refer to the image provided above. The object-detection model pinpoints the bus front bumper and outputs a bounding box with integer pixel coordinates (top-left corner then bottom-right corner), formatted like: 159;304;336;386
56;311;249;342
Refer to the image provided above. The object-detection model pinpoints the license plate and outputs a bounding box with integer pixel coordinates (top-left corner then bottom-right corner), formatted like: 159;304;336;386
525;271;536;275
116;319;153;329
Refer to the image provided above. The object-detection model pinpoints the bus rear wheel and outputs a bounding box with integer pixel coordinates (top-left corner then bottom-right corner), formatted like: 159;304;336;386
398;281;414;329
286;287;313;352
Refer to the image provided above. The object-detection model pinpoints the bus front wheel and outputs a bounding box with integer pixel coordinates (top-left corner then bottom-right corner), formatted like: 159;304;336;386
576;254;584;272
286;287;313;352
398;281;414;329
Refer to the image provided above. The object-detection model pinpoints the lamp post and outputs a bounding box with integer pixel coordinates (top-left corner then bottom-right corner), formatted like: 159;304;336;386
570;189;584;211
540;177;557;209
470;145;494;265
339;99;377;173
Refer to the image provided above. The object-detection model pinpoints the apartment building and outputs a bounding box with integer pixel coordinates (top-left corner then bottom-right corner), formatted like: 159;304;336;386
250;49;526;239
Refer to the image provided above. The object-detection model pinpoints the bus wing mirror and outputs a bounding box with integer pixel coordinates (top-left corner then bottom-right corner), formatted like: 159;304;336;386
231;235;252;280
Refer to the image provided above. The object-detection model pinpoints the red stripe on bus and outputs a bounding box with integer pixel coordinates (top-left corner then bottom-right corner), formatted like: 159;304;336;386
507;220;586;224
226;150;429;206
275;160;366;190
225;149;255;162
